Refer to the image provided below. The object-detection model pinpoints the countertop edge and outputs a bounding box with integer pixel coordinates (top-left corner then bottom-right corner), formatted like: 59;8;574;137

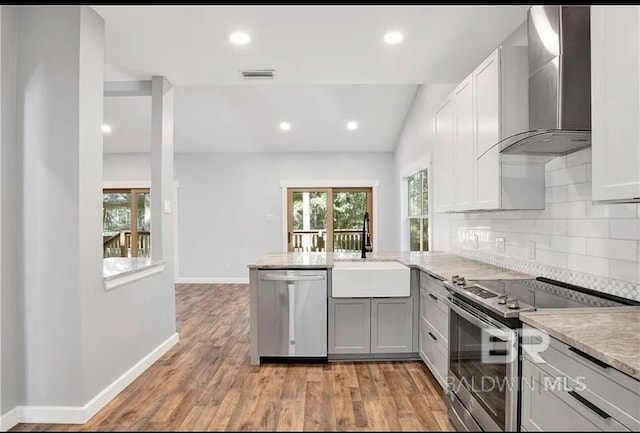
248;256;532;282
103;260;166;281
520;309;640;381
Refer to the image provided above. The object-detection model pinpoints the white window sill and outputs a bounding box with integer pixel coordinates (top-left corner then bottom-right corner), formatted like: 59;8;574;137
103;257;165;291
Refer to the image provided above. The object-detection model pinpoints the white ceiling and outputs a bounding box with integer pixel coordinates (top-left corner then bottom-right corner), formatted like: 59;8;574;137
104;84;418;153
95;5;530;153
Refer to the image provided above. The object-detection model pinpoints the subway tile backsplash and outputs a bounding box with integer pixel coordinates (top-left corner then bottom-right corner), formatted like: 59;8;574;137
447;148;640;301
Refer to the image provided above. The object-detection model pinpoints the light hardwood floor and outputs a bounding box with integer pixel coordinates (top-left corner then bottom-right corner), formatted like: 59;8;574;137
12;284;454;432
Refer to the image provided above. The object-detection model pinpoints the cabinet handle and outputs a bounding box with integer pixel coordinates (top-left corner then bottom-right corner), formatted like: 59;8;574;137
568;346;610;370
428;293;438;301
568;391;611;419
428;332;437;341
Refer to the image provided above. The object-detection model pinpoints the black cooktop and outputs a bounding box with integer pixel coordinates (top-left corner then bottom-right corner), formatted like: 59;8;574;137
467;277;637;309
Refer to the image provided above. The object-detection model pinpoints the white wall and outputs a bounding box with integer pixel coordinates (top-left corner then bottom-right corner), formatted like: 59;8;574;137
103;152;150;183
393;83;455;252
103;151;398;281
1;5;23;416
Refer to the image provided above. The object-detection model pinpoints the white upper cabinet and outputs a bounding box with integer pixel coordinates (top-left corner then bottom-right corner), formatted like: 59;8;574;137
434;97;455;213
591;6;640;202
474;49;502;209
473;46;545;211
453;75;476;211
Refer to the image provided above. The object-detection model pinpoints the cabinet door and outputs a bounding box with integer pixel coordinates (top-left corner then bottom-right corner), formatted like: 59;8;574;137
474;49;502;210
328;298;370;354
592;6;640;202
453;76;476;211
371;298;413;353
434;98;455;213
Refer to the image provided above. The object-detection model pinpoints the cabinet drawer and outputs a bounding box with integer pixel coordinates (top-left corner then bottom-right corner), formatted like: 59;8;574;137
420;318;448;388
523;325;640;431
419;271;449;300
420;288;449;343
522;357;630;432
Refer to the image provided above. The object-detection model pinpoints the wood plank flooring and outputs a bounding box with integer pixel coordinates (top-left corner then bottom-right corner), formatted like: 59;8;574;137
12;284;454;432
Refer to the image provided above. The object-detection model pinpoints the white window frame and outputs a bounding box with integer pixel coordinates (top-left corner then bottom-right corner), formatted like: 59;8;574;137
399;155;432;252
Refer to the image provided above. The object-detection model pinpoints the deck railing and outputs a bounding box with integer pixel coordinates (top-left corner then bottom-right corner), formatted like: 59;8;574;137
103;230;151;257
292;229;364;252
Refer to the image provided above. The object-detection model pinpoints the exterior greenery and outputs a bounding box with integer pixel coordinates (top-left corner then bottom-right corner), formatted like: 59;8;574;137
409;170;428;251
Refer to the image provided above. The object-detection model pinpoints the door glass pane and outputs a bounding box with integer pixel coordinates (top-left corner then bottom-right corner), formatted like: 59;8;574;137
103;192;131;257
333;191;367;252
422;218;429;251
136;192;151;257
422;172;428;215
292;191;327;252
409;218;420;251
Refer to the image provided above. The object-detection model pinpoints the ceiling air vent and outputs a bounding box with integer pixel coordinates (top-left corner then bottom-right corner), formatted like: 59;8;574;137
240;69;276;80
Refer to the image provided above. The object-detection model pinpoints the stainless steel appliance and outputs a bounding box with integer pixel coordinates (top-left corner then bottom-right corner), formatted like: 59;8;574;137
499;5;592;157
257;269;328;361
443;276;637;431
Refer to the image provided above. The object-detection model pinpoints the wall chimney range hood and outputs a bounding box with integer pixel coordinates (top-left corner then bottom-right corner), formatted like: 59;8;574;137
500;5;592;157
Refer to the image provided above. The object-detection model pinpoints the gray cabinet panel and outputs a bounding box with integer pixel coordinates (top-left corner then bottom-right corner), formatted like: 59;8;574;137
521;358;630;432
328;298;371;354
371;298;413;353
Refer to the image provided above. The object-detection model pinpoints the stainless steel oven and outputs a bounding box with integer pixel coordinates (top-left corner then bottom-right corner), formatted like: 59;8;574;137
442;276;635;432
444;295;519;432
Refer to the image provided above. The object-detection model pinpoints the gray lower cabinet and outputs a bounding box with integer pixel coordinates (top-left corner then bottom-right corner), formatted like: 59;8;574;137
371;298;413;353
328;298;371;354
521;324;639;432
328;297;413;355
419;271;449;388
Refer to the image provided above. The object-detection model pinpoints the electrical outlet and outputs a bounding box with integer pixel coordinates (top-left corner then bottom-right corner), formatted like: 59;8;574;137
528;241;536;260
496;237;505;253
473;234;479;249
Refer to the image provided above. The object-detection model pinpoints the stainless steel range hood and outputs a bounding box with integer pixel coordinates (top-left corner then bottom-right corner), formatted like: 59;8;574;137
500;5;591;156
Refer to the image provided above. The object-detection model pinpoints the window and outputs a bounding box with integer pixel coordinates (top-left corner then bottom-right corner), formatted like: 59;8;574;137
408;170;428;251
287;187;373;252
102;188;151;257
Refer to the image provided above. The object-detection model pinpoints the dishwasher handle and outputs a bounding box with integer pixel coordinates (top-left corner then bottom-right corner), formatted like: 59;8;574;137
260;274;325;282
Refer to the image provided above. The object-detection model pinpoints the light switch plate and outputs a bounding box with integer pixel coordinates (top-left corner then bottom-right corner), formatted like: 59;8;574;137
496;237;505;253
163;199;172;213
528;241;536;260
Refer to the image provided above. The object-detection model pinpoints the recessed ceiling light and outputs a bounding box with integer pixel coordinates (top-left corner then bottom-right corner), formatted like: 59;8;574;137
230;31;251;45
383;31;404;45
346;121;358;131
280;121;291;131
101;124;112;133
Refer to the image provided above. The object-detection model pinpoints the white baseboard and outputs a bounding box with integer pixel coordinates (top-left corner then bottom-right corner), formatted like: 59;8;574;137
1;406;23;431
83;332;179;421
176;277;249;284
21;406;85;425
3;332;179;428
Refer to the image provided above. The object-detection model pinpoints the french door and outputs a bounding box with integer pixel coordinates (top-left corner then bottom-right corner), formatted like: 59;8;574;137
286;187;373;252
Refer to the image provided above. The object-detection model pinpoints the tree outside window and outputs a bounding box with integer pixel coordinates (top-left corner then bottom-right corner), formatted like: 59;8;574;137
103;188;151;258
408;170;428;251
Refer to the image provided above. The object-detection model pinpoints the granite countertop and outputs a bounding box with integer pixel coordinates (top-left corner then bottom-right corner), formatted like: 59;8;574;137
103;257;165;281
520;307;640;381
247;251;532;281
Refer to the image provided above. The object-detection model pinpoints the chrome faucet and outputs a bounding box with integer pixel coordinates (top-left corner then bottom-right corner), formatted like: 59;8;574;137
361;212;372;259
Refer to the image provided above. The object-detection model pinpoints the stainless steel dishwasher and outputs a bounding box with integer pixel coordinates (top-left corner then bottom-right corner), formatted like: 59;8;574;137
257;269;327;362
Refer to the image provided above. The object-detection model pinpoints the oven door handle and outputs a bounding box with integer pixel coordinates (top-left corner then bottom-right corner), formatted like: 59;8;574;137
444;296;508;333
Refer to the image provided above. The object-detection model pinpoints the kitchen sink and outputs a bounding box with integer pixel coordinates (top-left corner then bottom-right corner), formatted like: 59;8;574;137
332;260;410;297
